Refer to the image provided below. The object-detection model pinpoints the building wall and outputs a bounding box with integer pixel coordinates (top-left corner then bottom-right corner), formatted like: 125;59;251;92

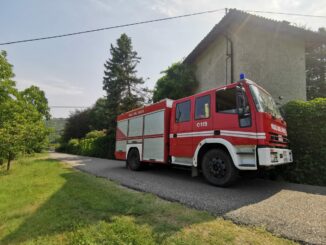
193;24;307;104
194;36;231;92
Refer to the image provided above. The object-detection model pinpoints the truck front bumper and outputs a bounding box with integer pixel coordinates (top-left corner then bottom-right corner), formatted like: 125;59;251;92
258;148;293;167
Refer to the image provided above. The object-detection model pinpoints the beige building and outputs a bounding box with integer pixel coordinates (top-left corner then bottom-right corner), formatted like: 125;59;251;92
184;9;325;104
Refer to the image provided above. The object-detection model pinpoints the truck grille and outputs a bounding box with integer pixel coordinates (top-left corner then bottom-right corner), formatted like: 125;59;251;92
269;132;288;144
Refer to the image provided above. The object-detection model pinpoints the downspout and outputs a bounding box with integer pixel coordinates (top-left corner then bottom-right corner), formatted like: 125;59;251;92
225;34;234;84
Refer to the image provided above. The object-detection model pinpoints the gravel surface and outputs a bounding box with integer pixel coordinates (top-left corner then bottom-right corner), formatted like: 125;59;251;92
50;152;326;244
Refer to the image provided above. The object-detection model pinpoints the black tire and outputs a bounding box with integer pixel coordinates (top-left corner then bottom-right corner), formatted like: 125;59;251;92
201;149;238;187
127;148;142;171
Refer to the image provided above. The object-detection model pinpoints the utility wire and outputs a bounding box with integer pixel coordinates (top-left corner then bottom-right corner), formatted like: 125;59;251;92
0;8;225;46
245;9;326;18
1;8;324;46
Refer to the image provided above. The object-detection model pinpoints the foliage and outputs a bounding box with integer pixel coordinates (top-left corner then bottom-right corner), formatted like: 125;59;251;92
152;62;198;102
276;98;326;185
0;50;14;81
89;97;109;130
102;33;146;134
58;130;115;159
306;28;326;100
85;129;106;139
62;109;92;142
0;155;296;245
58;98;115;158
21;85;51;120
61;97;110;143
0;50;49;170
66;139;80;155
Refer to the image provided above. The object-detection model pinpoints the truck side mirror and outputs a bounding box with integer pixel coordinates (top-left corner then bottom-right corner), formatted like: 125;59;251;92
236;86;247;116
236;85;251;127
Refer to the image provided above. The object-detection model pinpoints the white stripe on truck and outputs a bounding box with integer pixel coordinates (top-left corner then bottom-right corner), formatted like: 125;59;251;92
169;130;266;139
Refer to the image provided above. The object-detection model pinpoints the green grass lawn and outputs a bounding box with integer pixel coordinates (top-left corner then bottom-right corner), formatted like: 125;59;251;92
0;155;296;245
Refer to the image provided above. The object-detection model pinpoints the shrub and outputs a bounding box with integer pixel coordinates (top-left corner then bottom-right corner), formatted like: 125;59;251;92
276;98;326;185
67;139;80;155
57;130;115;159
85;130;106;139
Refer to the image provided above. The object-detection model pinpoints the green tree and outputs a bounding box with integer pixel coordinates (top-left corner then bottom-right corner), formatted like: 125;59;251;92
21;85;51;120
0;100;25;170
152;62;198;102
22;101;50;153
89;97;109;130
306;27;326;100
102;33;145;133
0;51;14;81
0;51;49;170
62;109;92;142
61;98;108;143
0;50;17;103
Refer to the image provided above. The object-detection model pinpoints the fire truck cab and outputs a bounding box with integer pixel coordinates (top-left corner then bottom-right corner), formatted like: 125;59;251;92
115;78;293;186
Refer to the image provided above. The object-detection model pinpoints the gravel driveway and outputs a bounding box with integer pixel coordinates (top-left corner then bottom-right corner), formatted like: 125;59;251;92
50;152;326;244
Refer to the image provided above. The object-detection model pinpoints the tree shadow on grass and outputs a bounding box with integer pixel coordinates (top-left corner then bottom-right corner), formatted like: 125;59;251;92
6;155;324;244
1;159;214;244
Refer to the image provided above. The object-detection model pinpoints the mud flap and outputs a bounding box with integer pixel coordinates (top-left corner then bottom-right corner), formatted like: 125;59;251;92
192;166;198;177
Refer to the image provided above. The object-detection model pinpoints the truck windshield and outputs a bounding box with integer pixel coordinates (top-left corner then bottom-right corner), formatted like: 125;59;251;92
249;85;282;119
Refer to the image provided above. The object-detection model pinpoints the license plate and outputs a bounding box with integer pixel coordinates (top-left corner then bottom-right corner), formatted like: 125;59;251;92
283;151;288;162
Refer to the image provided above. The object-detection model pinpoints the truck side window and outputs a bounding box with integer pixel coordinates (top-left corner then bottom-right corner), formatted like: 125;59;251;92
216;88;237;113
195;95;210;120
176;100;190;123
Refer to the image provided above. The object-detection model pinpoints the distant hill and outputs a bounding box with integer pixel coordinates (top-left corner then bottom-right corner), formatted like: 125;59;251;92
46;118;67;143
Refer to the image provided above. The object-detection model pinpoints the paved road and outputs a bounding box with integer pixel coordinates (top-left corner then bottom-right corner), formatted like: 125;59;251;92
50;152;326;244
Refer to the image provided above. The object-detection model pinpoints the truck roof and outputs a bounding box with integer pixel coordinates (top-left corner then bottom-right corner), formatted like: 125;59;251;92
116;99;173;121
116;79;266;121
172;79;261;102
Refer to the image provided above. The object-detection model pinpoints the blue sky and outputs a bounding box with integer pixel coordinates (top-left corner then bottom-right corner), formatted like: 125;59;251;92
1;0;325;118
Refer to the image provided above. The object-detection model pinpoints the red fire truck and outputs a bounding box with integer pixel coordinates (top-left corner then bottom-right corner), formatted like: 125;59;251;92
115;77;293;186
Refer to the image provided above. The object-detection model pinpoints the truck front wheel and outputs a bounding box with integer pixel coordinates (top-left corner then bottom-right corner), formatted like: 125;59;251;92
127;148;142;171
201;149;238;187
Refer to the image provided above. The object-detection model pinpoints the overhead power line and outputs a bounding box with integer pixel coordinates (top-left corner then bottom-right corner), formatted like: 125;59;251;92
245;9;326;18
0;8;225;46
1;8;324;46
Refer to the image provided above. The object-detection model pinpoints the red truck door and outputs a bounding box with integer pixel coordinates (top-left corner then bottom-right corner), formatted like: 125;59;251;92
214;86;239;130
192;92;213;150
214;85;256;145
170;98;193;158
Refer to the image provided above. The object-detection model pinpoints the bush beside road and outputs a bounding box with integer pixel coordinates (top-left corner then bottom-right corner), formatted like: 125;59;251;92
278;98;326;186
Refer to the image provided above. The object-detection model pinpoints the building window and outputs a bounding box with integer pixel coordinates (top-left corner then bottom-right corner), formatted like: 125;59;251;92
195;95;210;120
216;88;237;113
176;100;191;123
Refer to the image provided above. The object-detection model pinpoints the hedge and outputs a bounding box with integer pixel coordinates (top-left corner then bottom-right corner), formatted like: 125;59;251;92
276;98;326;186
56;130;115;159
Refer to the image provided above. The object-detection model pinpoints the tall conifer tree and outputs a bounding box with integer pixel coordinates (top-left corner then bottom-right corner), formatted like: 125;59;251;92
103;34;145;132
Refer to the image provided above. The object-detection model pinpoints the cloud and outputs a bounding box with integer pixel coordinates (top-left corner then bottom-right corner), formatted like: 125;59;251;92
147;0;216;16
88;0;112;13
146;0;325;30
15;77;84;96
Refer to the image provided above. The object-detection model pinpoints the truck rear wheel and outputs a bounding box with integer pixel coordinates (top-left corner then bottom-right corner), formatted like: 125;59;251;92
127;148;142;171
201;149;238;187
